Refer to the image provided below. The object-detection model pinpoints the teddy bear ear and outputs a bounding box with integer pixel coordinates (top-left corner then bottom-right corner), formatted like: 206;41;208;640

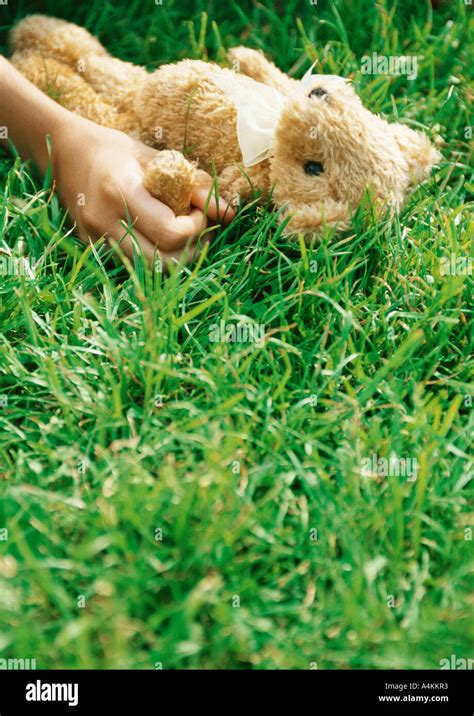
391;123;441;185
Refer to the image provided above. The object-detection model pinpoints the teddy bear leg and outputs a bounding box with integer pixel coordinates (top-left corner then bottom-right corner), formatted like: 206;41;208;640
10;15;108;66
143;150;198;216
10;15;146;112
10;50;135;132
228;47;298;96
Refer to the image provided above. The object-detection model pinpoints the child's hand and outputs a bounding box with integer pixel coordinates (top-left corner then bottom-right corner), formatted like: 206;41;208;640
53;117;234;267
0;57;234;268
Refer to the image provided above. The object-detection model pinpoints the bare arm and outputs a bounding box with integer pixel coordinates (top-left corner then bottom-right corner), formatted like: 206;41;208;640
0;55;70;173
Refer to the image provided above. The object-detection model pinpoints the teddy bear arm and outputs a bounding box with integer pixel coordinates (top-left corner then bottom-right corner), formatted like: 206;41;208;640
227;47;298;96
279;199;351;240
143;150;198;216
217;162;271;206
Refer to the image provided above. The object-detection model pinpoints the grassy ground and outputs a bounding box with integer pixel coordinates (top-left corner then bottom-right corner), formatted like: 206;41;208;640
0;0;472;669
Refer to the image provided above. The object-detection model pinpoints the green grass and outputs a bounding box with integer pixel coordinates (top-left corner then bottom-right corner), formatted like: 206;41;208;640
0;0;472;669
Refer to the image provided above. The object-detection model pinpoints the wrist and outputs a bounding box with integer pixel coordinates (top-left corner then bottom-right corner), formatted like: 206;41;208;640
50;113;104;176
0;56;79;173
27;103;75;176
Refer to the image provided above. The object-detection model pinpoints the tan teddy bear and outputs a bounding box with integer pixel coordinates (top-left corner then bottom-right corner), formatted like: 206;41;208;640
9;15;440;236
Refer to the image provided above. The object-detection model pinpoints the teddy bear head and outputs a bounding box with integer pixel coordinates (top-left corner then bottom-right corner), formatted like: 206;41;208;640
238;72;441;237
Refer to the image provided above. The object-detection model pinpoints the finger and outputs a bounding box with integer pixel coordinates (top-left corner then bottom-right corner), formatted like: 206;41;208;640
108;228;160;266
78;221;161;266
77;213;204;271
127;182;209;251
107;226;204;272
192;172;235;224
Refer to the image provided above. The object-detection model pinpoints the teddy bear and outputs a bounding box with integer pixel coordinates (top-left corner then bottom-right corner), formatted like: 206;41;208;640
9;14;440;236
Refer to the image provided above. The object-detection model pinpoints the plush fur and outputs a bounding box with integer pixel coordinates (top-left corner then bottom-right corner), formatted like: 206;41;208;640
9;15;441;235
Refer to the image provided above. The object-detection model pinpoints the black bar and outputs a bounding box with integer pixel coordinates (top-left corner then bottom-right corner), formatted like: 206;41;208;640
0;669;471;714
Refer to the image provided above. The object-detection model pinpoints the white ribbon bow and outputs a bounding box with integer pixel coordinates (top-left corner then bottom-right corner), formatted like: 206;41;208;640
236;63;348;167
236;82;285;167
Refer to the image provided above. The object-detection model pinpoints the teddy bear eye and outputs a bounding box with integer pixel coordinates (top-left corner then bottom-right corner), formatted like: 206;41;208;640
309;87;327;98
304;161;324;176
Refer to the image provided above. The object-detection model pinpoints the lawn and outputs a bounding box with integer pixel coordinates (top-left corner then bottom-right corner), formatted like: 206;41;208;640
0;0;472;669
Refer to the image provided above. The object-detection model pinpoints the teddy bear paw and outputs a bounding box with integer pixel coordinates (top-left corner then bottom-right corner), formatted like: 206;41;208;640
143;150;197;216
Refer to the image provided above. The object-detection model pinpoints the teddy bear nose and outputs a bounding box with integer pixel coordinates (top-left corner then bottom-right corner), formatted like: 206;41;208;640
309;87;327;98
304;161;324;176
